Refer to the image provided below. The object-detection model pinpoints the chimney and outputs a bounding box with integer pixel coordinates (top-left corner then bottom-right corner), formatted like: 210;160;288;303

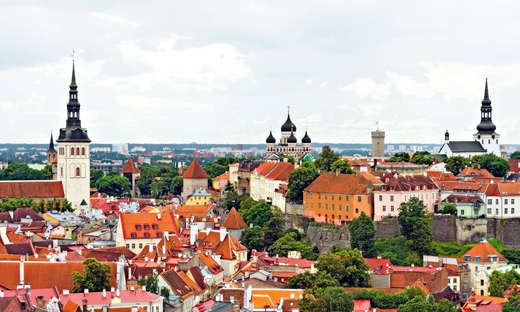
162;245;166;255
148;243;153;253
142;285;146;292
111;287;115;293
128;266;132;280
220;227;227;243
103;289;106;298
157;212;162;220
19;255;24;286
164;231;169;240
190;223;198;246
116;289;120;297
336;168;340;176
82;298;87;312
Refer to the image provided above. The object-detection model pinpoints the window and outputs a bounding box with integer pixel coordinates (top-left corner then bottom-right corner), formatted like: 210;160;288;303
355;208;359;213
404;195;407;201
358;196;361;202
338;205;341;211
331;204;334;211
144;232;151;238
464;255;470;262
71;147;75;155
475;256;481;262
390;195;394;202
76;167;80;177
152;224;159;230
480;279;484;286
512;199;515;205
379;195;383;201
318;203;321;209
505;199;509;205
464;275;468;281
496;208;499;215
488;199;492;205
157;232;163;238
311;203;313;209
60;168;63;177
382;205;386;212
139;243;143;249
496;199;499;205
76;147;80;155
325;204;328;210
464;283;468;289
338;195;342;201
81;147;85;155
136;224;142;230
460;210;464;215
126;244;129;248
325;194;328;200
513;208;516;214
487;208;492;214
318;194;321;199
453;285;457;291
505;208;508;214
391;206;395;212
331;195;334;200
426;194;428;200
346;205;349;212
131;243;135;249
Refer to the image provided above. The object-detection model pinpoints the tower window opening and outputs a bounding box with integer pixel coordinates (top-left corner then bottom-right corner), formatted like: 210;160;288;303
76;147;80;155
71;147;75;155
81;147;85;155
76;167;80;177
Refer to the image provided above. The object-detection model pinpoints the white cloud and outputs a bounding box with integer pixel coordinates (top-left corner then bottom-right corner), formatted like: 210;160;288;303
296;114;322;124
338;103;389;118
339;78;392;100
0;101;15;111
305;79;313;85
235;118;247;124
115;95;215;113
320;81;329;87
253;118;269;124
91;12;142;28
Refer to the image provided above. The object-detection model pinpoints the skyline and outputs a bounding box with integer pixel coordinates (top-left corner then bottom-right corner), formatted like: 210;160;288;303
1;1;520;144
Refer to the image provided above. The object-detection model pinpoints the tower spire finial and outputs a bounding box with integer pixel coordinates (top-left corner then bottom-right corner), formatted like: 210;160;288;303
70;51;76;86
484;77;489;100
287;105;290;115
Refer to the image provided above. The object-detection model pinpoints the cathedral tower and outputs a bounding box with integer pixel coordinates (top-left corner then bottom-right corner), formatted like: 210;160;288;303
56;60;91;215
473;79;500;155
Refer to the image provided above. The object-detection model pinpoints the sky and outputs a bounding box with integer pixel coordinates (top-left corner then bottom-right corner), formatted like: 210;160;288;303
1;1;520;145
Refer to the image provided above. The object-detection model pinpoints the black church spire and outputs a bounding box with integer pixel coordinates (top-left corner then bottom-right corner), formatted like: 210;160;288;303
476;78;496;135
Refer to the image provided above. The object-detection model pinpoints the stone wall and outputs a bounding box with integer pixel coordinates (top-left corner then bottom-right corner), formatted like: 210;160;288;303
487;218;520;249
283;215;313;233
307;225;351;252
431;214;456;242
285;203;304;215
375;218;400;238
455;218;487;245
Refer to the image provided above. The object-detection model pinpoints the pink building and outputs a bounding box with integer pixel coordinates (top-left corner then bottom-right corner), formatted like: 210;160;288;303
373;173;439;221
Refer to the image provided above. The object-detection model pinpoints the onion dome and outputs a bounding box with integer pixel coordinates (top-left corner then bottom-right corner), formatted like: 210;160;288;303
266;130;276;144
302;129;311;144
281;107;297;132
476;78;496;134
288;127;297;144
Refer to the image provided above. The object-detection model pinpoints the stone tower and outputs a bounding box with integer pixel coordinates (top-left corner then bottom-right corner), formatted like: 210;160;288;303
56;60;91;215
371;127;385;158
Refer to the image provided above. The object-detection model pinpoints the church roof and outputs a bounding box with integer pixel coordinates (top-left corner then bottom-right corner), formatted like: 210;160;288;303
222;208;247;230
281;109;296;132
121;158;140;174
184;160;208;179
445;141;486;153
0;181;65;198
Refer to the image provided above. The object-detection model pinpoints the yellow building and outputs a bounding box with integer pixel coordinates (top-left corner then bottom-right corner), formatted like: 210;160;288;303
186;188;212;205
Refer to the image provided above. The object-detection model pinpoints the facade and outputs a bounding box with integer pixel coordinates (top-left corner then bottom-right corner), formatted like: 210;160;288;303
476;264;520;297
250;162;293;203
373;174;439;221
439;79;501;157
371;129;385;158
182;159;208;200
440;194;485;218
485;183;520;219
186;188;212;205
56;62;91;215
303;172;374;224
265;107;312;161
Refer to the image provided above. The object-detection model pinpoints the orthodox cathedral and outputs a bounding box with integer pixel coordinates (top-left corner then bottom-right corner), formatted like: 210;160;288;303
265;107;313;161
439;79;502;158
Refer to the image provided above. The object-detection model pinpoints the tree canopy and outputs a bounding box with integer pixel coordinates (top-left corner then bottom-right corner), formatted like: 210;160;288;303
0;162;51;180
315;249;370;287
444;156;471;176
299;287;353;312
72;258;111;293
510;151;520;160
397;197;434;255
411;151;435;165
287;161;319;202
349;211;376;256
272;232;319;260
330;159;355;174
287;271;339;289
96;174;131;197
475;153;511;177
388;152;410;162
314;146;340;172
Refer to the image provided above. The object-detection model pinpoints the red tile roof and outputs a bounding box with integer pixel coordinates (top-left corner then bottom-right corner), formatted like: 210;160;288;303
159;268;195;300
0;181;64;198
222;208;247;230
265;162;294;182
119;212;179;240
183;160;208;179
60;289;162;306
198;252;224;275
364;258;392;274
304;172;370;194
214;172;230;181
252;162;278;175
121;158;140;174
458;240;507;263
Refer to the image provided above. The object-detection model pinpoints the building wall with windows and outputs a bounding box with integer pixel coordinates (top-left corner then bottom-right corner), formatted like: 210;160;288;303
485;184;520;219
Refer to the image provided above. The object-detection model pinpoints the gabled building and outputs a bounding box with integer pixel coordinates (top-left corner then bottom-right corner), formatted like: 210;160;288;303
115;212;179;254
182;160;208;201
186;188;212;205
158;268;195;312
485;182;520;219
303;172;375;224
373;174;439;221
120;158;140;197
440;194;485;218
222;207;247;240
59;289;163;312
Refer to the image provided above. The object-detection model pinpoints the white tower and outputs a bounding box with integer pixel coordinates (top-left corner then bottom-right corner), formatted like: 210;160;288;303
473;79;500;156
56;60;91;215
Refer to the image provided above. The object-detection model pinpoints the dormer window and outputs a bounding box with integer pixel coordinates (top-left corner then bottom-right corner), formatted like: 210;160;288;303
135;224;142;230
464;255;470;262
130;232;137;239
474;256;481;262
144;224;150;230
144;232;150;238
152;223;159;230
157;232;163;238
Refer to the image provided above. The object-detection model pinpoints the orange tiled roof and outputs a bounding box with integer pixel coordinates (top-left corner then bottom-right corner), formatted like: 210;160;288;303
199;252;224;275
265;162;294;181
459;167;495;178
183;160;208;179
253;162;278;175
214;172;230;181
51;155;58;164
119;212;179;240
360;172;383;185
0;181;65;198
159;268;195;300
495;183;520;196
222;208;247;230
410;280;429;295
121;158;140;174
304;172;370;194
458;240;507;263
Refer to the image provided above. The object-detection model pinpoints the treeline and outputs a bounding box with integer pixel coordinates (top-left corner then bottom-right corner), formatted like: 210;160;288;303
0;163;51;180
1;197;73;213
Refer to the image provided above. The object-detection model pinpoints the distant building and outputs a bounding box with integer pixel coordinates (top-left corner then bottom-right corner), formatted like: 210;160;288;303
112;143;129;155
121;158;140;197
371;128;385;158
182;160;209;201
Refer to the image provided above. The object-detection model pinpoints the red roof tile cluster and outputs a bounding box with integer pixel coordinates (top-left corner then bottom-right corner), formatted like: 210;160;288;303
0;181;65;198
264;162;294;182
214;172;230;181
121;158;140;174
198;251;224;275
458;240;507;263
196;230;247;260
304;172;371;194
222;208;247;230
459;167;495;179
364;258;392;274
183;160;208;179
381;174;438;191
159;268;195;299
60;289;162;306
119;212;179;240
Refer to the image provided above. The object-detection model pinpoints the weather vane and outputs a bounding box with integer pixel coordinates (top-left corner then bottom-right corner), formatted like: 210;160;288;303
71;50;75;62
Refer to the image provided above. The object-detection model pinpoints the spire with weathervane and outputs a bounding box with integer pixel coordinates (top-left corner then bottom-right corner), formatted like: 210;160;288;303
476;78;496;135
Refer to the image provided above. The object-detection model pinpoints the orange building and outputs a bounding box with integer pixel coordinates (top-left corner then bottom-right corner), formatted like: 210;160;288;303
303;172;374;224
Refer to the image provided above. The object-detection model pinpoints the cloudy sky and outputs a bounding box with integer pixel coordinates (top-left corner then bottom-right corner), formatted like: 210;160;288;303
1;1;520;145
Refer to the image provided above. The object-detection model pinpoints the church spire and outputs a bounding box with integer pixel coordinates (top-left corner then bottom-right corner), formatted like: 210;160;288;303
48;131;55;151
66;59;81;128
476;78;496;135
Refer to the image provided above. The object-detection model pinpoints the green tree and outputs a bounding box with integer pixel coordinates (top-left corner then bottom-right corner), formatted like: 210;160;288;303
72;258;111;293
240;226;265;252
510;151;520;160
287;161;319;202
397;197;434;255
223;191;240;210
349;212;376;255
397;295;436;312
0;162;51;180
287;271;339;289
330;159;355;174
242;202;273;226
204;163;227;179
263;211;285;246
503;293;520;312
170;176;183;195
488;270;508;297
96;174;131;197
438;203;457;215
388;152;410;162
411;151;435;165
272;232;318;260
90;169;104;187
444;156;471;176
138;273;159;294
477;153;511;177
315;249;370;287
314;146;340;172
300;287;354;312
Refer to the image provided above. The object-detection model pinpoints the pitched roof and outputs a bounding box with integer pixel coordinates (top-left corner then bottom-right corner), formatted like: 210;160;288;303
60;289;162;306
304;172;370;194
121;158;140;174
183;160;208;179
253;162;278;175
222;208;247;230
159;268;195;299
446;141;486;153
214;172;230;181
0;181;64;198
381;174;438;191
364;258;392;274
265;162;294;181
459;240;507;263
459;167;494;178
198;251;224;275
119;212;179;240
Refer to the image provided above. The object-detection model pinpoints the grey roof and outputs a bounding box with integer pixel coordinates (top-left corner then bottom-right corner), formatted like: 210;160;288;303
446;141;486;153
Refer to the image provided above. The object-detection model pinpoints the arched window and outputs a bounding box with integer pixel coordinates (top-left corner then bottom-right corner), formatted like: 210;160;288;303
76;147;80;155
81;147;85;155
71;147;75;155
76;167;80;177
